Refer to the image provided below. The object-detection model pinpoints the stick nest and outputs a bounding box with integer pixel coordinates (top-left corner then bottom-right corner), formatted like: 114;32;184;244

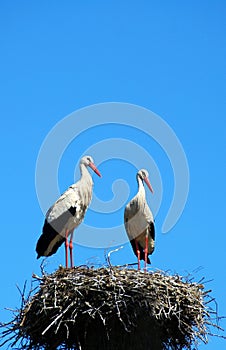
0;266;223;350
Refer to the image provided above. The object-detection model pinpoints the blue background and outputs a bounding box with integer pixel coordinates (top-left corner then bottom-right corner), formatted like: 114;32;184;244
0;1;225;349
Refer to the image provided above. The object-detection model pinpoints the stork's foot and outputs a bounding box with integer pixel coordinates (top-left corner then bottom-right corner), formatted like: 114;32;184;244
69;232;74;268
144;235;149;271
65;230;69;268
137;251;141;270
135;240;141;271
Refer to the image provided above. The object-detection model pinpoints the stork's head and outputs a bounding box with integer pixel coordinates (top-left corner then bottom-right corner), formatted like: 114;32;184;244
80;155;102;177
137;169;153;193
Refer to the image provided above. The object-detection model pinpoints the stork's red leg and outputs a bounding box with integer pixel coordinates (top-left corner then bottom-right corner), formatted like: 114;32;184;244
144;234;148;271
65;229;69;268
135;240;141;271
69;231;74;268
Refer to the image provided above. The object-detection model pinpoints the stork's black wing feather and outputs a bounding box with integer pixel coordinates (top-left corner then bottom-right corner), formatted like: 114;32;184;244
46;186;78;223
47;205;77;235
149;221;155;241
36;220;65;258
36;205;77;258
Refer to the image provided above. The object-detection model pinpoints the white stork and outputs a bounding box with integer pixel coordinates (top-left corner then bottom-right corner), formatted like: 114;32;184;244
36;155;101;268
124;169;155;270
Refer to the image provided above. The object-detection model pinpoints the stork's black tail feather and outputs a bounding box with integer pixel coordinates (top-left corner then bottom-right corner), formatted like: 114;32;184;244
36;220;65;258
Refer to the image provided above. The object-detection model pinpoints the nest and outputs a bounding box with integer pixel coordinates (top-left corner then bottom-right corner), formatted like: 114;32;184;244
0;265;224;350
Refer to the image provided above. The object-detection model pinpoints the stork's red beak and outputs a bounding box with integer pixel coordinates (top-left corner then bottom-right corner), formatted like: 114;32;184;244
144;177;154;193
89;162;102;177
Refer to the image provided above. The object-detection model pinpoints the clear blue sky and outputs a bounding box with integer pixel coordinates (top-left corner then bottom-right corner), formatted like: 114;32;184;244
0;1;225;349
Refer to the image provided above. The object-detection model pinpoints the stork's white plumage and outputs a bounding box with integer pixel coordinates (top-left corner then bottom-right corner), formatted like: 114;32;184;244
36;155;101;267
124;169;155;270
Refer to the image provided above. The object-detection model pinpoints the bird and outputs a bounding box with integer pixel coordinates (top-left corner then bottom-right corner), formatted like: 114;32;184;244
36;155;101;268
124;169;155;270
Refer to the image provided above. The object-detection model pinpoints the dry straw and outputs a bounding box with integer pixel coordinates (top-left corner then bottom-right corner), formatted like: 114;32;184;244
0;265;224;350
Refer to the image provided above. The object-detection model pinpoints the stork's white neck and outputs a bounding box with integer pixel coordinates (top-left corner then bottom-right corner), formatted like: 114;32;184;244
126;175;146;215
72;163;93;207
80;163;93;186
135;175;145;202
